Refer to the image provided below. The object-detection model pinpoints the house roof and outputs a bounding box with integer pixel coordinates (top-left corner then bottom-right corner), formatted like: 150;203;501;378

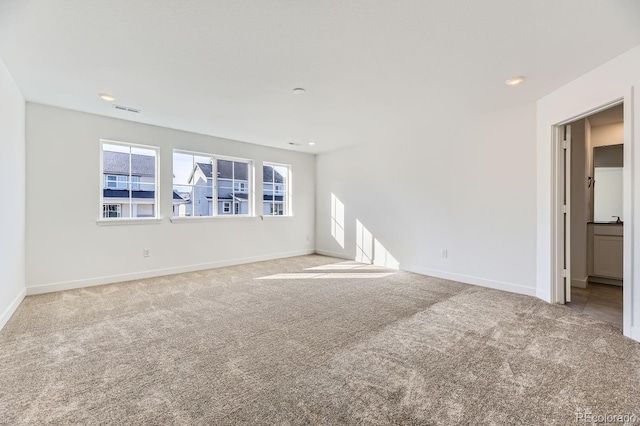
103;151;155;177
104;189;184;200
263;166;284;184
263;195;284;202
192;160;254;181
216;160;248;180
217;193;250;201
197;163;213;178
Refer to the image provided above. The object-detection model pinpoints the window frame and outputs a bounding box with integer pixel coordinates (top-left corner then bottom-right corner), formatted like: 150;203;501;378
171;149;254;220
171;149;215;218
263;162;292;217
99;139;160;223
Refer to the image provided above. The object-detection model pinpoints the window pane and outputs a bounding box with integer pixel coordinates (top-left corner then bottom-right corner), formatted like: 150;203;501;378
103;145;131;177
173;152;215;217
263;163;290;216
173;152;194;186
233;161;249;181
214;159;251;216
172;184;191;217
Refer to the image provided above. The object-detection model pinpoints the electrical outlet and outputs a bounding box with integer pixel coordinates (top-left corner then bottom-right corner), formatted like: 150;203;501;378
441;249;448;259
143;248;150;258
306;235;310;242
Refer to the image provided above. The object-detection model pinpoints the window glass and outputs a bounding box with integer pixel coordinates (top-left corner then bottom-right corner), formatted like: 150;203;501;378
216;159;251;216
263;163;290;216
102;142;157;219
172;152;214;217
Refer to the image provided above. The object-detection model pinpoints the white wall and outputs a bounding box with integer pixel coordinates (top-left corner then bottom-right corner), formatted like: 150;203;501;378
536;43;640;341
591;122;624;148
25;103;315;293
316;102;538;296
0;57;26;329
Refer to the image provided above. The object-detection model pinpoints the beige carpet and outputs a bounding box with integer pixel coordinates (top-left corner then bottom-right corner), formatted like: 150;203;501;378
1;255;639;425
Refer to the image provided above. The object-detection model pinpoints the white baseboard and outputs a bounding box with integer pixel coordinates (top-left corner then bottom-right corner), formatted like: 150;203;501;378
571;276;588;289
536;289;551;303
0;288;26;331
26;249;315;295
402;265;537;297
314;249;354;261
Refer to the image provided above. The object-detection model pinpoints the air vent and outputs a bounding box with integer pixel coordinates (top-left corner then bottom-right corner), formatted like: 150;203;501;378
288;142;301;146
113;104;141;114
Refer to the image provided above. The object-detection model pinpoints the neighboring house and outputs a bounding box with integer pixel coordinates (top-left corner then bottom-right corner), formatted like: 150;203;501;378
180;161;285;216
103;151;184;218
215;160;250;215
183;162;215;217
262;165;286;215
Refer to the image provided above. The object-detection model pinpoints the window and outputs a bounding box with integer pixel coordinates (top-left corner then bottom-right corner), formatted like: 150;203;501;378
172;151;253;217
102;204;122;218
263;163;290;216
101;141;158;219
173;151;214;217
217;158;251;216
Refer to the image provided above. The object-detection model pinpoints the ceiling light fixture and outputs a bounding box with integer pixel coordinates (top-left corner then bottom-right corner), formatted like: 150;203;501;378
293;88;306;94
308;141;316;146
99;93;115;101
505;76;525;86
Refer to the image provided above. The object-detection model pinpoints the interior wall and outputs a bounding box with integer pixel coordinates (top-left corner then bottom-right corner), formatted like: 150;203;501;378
570;119;588;288
536;43;640;341
591;122;624;148
0;57;26;329
316;102;538;296
25;103;315;294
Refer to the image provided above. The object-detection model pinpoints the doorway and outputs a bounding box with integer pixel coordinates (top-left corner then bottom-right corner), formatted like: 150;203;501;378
554;102;625;329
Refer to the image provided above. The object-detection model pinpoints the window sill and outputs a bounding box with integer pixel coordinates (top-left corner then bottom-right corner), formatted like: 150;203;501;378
260;215;293;220
96;218;163;226
170;215;257;223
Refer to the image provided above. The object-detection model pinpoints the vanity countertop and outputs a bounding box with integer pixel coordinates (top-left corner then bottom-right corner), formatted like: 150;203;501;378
588;221;623;225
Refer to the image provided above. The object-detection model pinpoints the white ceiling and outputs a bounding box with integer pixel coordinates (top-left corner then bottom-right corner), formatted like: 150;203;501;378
1;1;640;153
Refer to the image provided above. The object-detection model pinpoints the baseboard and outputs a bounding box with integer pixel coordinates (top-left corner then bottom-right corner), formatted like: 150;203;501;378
571;277;588;289
629;326;640;342
402;265;537;297
26;249;315;295
588;276;623;286
0;288;26;331
536;289;551;303
314;249;354;261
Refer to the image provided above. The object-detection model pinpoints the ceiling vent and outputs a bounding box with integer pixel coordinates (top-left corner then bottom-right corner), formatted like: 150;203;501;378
113;104;141;114
288;142;301;146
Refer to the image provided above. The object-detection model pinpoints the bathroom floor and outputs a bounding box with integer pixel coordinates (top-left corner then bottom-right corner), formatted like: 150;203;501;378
568;283;623;329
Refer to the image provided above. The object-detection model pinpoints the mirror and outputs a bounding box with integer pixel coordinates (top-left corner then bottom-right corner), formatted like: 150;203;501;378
593;144;623;222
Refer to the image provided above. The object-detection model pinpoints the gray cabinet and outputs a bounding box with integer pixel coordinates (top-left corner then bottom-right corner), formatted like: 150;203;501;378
589;224;623;282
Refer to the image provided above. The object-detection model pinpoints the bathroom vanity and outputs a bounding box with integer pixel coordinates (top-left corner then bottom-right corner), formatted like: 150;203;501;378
587;222;623;285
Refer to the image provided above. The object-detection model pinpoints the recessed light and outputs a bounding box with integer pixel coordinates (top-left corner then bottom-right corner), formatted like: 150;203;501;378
293;88;306;94
308;141;316;146
505;76;525;86
99;93;115;101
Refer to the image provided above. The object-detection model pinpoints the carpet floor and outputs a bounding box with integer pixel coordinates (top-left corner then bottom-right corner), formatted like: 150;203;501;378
1;255;639;425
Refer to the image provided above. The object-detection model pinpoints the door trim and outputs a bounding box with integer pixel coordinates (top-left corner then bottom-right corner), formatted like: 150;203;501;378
549;94;633;339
